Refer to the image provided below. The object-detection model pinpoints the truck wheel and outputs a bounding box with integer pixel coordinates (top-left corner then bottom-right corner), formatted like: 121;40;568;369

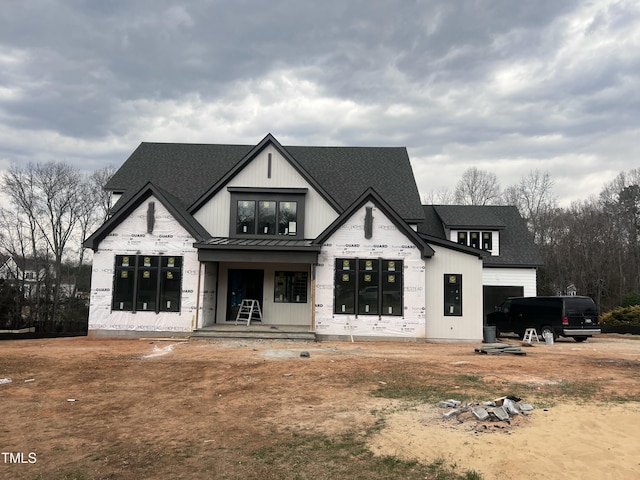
573;336;588;342
540;325;555;340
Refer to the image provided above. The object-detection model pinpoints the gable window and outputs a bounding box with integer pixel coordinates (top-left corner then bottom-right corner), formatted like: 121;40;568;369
113;255;183;313
334;258;403;316
457;232;467;245
258;201;276;234
229;188;306;239
279;201;297;235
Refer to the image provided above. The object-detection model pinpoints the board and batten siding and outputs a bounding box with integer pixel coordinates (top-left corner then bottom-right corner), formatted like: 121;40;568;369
483;267;537;297
193;145;339;238
314;201;427;340
215;262;312;326
424;244;484;341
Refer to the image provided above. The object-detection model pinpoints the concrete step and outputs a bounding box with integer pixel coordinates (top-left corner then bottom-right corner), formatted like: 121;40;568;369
190;326;316;342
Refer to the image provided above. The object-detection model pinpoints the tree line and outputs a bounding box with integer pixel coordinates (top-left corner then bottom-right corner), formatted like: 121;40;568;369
426;166;640;312
0;163;114;331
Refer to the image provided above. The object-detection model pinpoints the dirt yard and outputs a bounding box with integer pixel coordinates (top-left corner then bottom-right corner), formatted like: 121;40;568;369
1;334;640;479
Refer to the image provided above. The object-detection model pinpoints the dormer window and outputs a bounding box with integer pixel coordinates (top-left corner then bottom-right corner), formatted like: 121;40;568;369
455;230;495;252
229;187;306;239
482;232;492;251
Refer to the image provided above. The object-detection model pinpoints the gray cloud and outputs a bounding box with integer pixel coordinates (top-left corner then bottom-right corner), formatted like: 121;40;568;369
1;0;639;205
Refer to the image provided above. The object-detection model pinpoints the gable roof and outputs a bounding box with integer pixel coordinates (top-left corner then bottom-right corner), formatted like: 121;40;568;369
419;205;543;267
83;182;210;250
0;253;9;269
315;187;435;258
431;205;506;230
106;134;425;222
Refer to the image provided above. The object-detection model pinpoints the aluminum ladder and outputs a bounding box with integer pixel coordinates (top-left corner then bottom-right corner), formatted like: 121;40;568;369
234;299;263;326
523;328;539;344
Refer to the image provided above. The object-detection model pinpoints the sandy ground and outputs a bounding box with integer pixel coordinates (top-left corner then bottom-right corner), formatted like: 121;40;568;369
370;401;640;479
1;334;639;479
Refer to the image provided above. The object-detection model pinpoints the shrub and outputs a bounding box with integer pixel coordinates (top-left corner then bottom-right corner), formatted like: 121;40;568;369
600;305;640;326
621;292;640;308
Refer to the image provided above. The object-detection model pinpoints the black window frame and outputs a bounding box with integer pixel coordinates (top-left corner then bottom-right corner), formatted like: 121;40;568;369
482;231;493;251
444;273;462;316
457;230;494;252
274;271;308;303
333;258;403;316
112;255;183;313
229;188;306;239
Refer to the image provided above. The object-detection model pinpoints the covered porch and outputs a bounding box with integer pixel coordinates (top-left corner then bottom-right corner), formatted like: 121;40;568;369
195;237;321;330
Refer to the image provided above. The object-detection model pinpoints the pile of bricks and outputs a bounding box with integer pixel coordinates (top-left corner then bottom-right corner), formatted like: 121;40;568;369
438;396;534;423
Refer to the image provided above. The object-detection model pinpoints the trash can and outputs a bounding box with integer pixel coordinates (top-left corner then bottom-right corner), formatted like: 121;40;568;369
483;325;497;343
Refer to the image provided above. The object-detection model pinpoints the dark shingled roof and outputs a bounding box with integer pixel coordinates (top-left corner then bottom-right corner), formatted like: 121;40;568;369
83;182;210;250
432;205;506;230
419;205;543;268
106;136;425;222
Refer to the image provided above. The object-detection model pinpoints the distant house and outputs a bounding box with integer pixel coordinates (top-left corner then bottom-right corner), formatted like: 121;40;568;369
0;253;14;280
83;133;534;341
0;254;48;295
420;205;543;318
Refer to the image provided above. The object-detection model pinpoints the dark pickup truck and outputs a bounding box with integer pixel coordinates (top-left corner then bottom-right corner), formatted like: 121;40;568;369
487;296;601;342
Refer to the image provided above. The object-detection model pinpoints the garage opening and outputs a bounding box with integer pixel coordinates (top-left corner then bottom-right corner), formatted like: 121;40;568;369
483;286;523;322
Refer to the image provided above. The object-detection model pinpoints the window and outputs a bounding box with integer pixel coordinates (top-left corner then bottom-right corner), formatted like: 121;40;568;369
258;201;276;234
457;231;493;251
444;274;462;316
335;259;356;314
334;258;403;316
274;271;308;303
236;199;297;236
470;232;480;249
482;232;492;251
237;201;256;234
229;189;306;239
279;201;297;235
112;255;183;313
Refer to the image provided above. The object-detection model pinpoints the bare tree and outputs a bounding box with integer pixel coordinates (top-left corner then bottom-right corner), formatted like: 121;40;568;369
454;167;501;205
422;188;455;205
504;170;557;244
1;162;87;323
89;166;116;222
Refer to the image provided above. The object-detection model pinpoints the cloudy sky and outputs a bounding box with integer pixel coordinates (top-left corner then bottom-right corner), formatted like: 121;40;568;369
1;0;639;206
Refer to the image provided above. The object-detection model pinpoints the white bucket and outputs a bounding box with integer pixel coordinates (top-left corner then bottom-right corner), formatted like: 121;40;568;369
543;332;554;345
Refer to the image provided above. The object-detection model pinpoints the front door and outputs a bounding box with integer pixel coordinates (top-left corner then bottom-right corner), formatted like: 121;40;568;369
226;269;264;321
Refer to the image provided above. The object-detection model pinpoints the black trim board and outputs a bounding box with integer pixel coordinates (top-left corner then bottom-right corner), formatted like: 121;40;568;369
83;182;209;250
314;187;434;258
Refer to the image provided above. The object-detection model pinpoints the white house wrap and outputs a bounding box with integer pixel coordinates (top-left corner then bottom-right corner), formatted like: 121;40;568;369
83;134;541;341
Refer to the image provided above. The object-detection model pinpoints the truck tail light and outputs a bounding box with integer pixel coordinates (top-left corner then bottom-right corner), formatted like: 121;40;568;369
562;316;569;325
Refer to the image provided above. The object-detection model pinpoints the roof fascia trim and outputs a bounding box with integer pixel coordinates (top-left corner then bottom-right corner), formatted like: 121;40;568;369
418;233;487;259
314;187;434;258
188;133;342;214
83;182;207;251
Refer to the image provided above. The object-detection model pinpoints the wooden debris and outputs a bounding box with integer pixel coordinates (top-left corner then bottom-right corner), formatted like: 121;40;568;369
475;343;526;356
